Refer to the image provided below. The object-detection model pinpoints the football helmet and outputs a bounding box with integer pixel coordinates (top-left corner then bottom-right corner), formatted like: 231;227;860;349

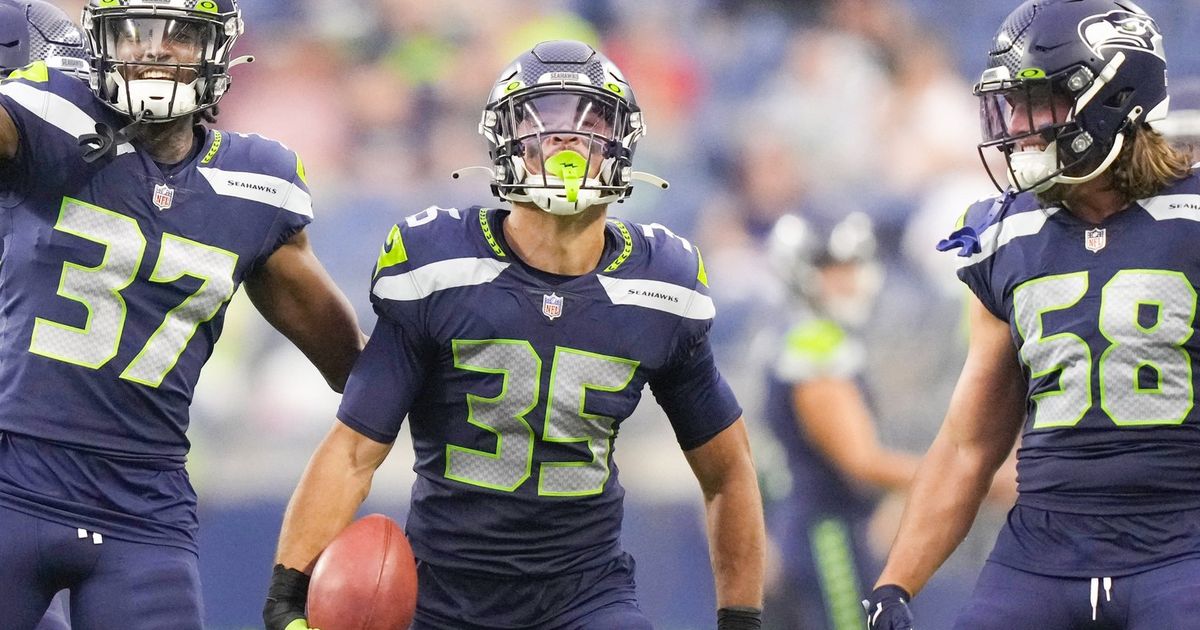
81;0;250;121
767;212;882;327
473;40;665;215
975;0;1169;192
0;0;89;79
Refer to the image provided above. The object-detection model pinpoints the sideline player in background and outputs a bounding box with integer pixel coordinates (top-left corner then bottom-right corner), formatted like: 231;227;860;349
863;1;1200;628
759;212;921;630
263;40;765;630
0;0;364;628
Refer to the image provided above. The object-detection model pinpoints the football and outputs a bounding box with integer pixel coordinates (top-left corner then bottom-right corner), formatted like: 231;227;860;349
307;514;418;630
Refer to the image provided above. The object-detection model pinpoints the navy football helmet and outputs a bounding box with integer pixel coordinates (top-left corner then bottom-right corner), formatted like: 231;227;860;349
0;0;88;79
472;40;666;215
81;0;250;121
767;212;881;326
975;0;1169;192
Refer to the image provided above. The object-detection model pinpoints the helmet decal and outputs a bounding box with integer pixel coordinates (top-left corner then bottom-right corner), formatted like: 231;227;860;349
1078;10;1164;60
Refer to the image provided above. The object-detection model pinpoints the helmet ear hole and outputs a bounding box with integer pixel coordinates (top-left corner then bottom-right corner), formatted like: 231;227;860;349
1105;88;1134;110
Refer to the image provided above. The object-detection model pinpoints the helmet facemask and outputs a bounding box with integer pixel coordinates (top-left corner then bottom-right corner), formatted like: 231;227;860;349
83;2;244;122
484;86;642;215
976;64;1132;193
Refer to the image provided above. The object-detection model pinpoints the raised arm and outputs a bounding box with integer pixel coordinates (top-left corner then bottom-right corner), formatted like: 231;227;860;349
683;417;766;623
875;295;1026;597
792;377;921;491
244;228;365;392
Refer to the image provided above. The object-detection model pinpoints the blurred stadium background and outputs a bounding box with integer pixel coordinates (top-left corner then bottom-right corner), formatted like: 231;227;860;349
44;0;1200;627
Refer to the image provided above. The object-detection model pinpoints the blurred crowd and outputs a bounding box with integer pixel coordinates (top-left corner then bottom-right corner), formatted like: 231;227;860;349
50;0;1200;580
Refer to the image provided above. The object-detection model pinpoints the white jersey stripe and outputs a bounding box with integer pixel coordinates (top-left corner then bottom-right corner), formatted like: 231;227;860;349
196;167;313;218
964;207;1060;266
1140;194;1200;222
373;258;511;301
0;81;134;156
596;275;715;320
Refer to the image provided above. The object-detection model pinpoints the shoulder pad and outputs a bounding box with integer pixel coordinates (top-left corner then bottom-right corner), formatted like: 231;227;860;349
612;219;708;291
372;206;498;282
194;132;312;218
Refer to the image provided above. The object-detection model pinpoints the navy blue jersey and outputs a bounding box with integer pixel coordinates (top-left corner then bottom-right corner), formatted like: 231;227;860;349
339;206;742;576
956;172;1200;573
762;315;875;519
0;63;313;549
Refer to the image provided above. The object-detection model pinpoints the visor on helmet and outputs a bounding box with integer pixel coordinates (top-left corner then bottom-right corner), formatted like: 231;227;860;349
103;17;216;76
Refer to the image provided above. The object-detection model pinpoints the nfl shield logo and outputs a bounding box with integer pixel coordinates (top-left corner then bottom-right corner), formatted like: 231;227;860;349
152;183;175;211
1084;227;1106;252
542;293;564;320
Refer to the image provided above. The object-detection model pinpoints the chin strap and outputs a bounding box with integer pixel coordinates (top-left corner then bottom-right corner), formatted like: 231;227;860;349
79;109;147;163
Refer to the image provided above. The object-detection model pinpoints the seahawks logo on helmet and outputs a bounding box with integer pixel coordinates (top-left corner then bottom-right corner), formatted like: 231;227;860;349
1078;10;1164;61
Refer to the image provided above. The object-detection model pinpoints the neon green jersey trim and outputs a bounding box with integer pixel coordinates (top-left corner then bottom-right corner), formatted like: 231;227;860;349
786;319;846;361
374;224;408;277
200;130;222;164
602;220;633;272
5;61;49;83
479;207;505;257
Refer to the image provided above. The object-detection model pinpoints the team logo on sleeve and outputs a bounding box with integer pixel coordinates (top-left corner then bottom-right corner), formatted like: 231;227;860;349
542;293;564;320
1084;227;1107;252
152;184;175;211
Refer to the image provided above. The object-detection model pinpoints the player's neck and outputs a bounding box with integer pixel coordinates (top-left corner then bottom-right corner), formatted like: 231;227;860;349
1060;173;1127;225
131;117;198;166
502;203;608;276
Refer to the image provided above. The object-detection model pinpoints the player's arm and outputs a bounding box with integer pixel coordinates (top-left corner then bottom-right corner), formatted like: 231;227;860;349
265;420;393;630
244;228;365;392
0;103;18;161
874;294;1025;597
792;378;920;491
683;417;766;624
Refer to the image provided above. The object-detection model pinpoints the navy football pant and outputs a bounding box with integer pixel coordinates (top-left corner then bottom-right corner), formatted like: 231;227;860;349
956;558;1200;629
411;552;653;629
762;515;874;630
0;504;203;630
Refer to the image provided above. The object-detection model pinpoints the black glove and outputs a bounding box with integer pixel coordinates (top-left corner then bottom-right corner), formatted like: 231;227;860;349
263;564;311;630
862;584;915;630
717;606;762;630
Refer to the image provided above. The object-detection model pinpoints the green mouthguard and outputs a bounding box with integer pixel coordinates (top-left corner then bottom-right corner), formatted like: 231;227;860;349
543;150;587;202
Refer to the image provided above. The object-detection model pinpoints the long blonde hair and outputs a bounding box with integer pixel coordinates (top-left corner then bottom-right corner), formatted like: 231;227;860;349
1038;124;1193;206
1110;123;1194;202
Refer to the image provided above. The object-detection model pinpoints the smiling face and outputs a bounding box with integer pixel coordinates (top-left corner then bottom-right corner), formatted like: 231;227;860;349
106;17;213;82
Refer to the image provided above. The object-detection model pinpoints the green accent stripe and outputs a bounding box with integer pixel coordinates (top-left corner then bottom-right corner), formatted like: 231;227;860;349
295;153;308;185
810;518;863;630
374;224;408;277
696;247;708;287
4;61;49;83
603;220;634;273
200;130;222;164
479;207;505;257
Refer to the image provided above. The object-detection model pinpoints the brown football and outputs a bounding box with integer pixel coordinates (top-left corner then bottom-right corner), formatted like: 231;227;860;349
307;513;417;630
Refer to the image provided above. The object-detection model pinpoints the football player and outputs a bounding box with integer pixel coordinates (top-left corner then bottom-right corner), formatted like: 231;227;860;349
263;41;766;630
0;1;364;628
863;1;1200;629
759;212;921;630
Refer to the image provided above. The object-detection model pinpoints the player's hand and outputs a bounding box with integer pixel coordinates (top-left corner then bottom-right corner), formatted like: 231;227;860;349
862;584;914;630
264;564;320;630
